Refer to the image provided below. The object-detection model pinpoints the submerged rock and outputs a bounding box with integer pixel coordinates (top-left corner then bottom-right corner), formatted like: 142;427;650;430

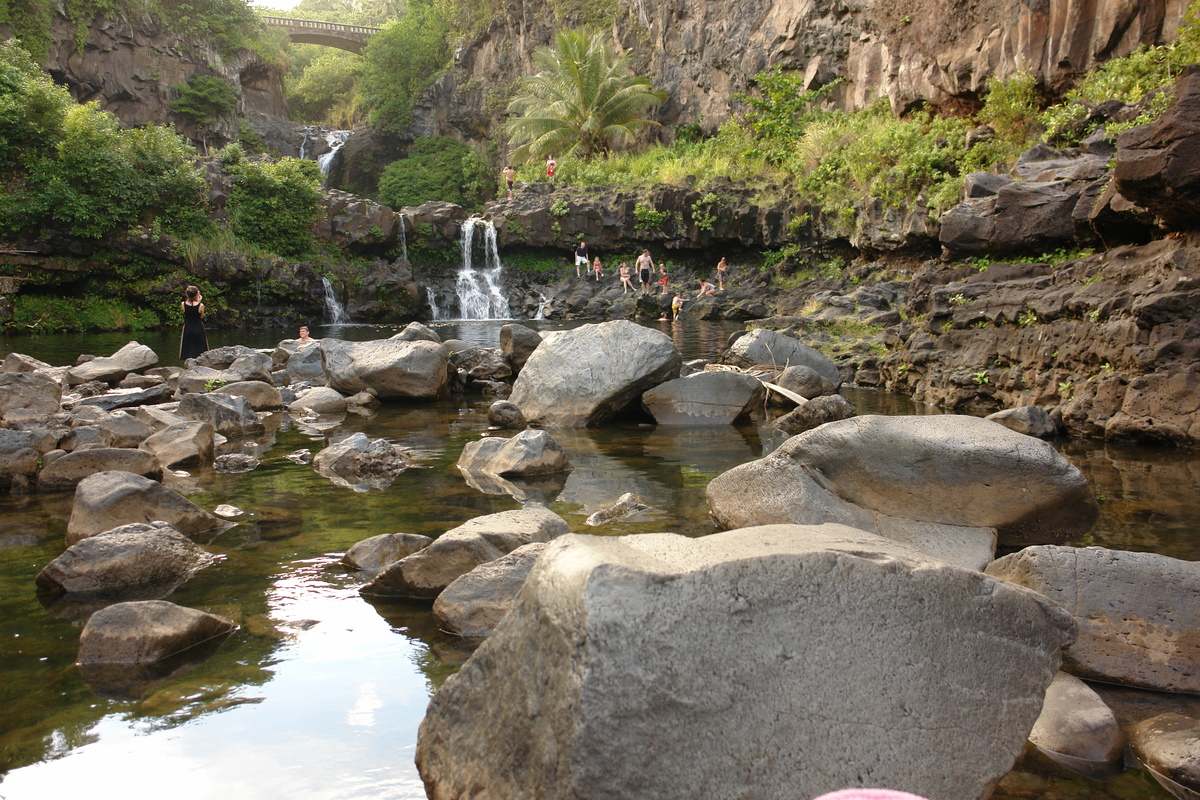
342;532;433;575
1127;713;1200;800
584;492;652;526
1028;672;1124;782
415;524;1075;800
773;394;857;435
312;432;410;491
456;430;571;476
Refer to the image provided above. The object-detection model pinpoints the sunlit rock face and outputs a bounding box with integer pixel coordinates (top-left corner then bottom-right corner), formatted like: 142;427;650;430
416;524;1076;800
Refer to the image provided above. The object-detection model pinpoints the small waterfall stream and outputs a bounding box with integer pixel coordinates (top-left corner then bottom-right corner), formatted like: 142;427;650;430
452;219;511;320
317;130;351;185
322;277;349;325
398;214;408;262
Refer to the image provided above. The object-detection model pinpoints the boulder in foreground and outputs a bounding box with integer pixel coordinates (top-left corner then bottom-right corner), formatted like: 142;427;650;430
67;471;225;545
77;599;235;664
416;524;1075;800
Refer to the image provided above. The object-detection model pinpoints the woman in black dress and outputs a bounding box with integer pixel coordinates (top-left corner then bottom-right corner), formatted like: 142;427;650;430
180;285;208;360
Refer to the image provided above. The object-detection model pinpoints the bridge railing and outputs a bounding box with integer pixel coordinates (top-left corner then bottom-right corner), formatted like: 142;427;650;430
260;16;381;36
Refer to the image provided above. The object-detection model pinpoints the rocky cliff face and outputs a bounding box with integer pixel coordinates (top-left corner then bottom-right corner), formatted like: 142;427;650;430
419;0;1189;150
10;11;287;146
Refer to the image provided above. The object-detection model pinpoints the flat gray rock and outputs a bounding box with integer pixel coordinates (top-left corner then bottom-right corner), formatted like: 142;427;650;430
986;545;1200;692
416;524;1076;800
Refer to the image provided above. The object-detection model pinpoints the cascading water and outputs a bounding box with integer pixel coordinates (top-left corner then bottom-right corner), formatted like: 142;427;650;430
453;218;511;320
398;214;408;262
427;288;441;321
317;130;352;183
533;293;550;320
322;277;349;325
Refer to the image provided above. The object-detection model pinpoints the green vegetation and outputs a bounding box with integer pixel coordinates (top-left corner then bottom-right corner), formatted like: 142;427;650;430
287;49;364;127
377;136;493;211
0;0;271;61
226;157;325;256
170;74;238;152
359;0;452;134
633;203;669;230
0;41;209;239
506;28;666;162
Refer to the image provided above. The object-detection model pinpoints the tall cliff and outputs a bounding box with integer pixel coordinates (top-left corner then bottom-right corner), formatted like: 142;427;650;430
3;11;287;144
419;0;1188;149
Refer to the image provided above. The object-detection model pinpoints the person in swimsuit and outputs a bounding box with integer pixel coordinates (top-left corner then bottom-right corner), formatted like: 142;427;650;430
618;262;634;293
592;256;603;281
503;165;516;199
179;285;208;361
297;325;312;343
545;155;557;179
659;263;669;294
716;256;728;291
636;249;654;294
671;291;685;320
698;278;716;297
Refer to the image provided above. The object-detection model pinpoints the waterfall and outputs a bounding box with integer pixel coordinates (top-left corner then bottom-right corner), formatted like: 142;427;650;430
398;214;408;262
453;218;511;320
322;277;348;325
299;130;310;161
317;130;352;179
534;292;550;320
427;287;441;321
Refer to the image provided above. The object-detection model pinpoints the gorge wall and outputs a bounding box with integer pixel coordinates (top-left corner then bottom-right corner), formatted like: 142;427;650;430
1;11;287;146
422;0;1189;150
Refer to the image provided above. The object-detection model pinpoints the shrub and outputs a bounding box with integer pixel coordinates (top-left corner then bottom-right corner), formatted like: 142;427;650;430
226;157;324;256
377;136;493;210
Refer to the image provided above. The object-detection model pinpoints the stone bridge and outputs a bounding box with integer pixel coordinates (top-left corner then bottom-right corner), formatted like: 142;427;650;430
261;17;380;54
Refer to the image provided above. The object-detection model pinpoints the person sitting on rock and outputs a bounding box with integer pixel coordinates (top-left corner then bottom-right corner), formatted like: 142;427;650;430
697;278;716;297
574;240;589;278
618;262;634;293
592;256;604;281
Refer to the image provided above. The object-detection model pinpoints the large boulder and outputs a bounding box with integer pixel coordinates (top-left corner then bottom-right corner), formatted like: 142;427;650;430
0;371;63;417
320;338;449;399
66;471;225;545
938;180;1081;257
707;415;1099;549
641;371;763;426
723;328;841;387
509;320;682;426
285;344;326;383
312;432;410;490
456;430;571;476
138;421;215;468
415;524;1076;800
985;545;1200;692
66;342;157;386
986;406;1058;438
432;543;547;638
176;392;263;437
212;380;284;411
392;321;441;343
288;386;348;414
176;353;273;395
499;323;542;374
1027;671;1124;781
451;347;511;382
191;345;261;370
94;412;156;448
361;508;569;599
77;600;235;664
35;521;216;595
37;447;162;491
774;364;837;400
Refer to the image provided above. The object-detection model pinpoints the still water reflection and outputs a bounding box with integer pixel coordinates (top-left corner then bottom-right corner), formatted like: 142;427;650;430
0;321;1195;800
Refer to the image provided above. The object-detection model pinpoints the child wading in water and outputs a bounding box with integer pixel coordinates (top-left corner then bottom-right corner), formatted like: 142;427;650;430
672;291;684;320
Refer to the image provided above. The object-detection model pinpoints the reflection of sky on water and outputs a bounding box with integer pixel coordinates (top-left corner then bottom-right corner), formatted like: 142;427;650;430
1;561;431;800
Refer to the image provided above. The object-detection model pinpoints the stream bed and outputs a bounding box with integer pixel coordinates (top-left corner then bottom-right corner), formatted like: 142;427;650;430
0;320;1197;800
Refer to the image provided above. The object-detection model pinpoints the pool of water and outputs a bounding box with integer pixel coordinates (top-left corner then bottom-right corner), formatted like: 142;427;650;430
0;321;1196;799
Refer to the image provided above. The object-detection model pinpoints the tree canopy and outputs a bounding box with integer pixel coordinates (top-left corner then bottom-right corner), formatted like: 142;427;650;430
505;28;666;163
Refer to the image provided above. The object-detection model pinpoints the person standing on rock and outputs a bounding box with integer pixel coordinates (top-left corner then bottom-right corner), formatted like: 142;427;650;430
502;165;516;199
659;262;670;294
716;256;729;291
179;285;208;361
545;155;557;180
592;256;604;281
618;262;634;293
636;249;654;294
574;240;589;278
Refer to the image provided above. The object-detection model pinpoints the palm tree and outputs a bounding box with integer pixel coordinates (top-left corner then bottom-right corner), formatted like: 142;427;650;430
505;29;667;163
